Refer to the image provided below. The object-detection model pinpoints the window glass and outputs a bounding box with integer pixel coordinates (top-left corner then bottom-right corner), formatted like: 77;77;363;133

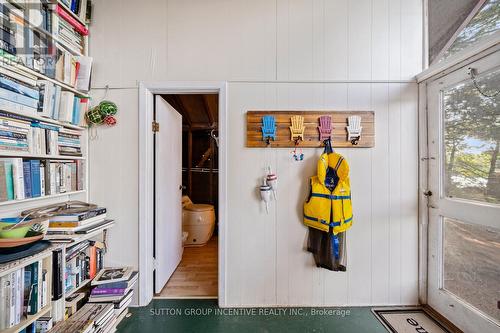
443;218;500;322
442;0;500;60
443;68;500;204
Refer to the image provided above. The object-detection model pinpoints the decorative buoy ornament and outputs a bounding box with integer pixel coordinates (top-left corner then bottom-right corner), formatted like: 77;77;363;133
85;100;119;127
104;115;117;126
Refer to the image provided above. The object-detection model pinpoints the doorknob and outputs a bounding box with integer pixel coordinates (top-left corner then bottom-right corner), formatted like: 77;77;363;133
179;185;186;190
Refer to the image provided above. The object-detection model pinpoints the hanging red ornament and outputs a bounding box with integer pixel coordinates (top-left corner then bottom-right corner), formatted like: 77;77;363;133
104;115;117;126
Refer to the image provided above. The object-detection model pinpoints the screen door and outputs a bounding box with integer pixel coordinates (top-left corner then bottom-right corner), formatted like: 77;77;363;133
426;50;500;333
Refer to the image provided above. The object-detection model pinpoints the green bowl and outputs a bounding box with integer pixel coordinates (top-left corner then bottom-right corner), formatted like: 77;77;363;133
0;219;31;239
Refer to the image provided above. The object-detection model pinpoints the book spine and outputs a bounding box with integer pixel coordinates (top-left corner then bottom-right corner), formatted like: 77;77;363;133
30;159;41;197
12;158;24;200
0;98;37;116
56;5;88;36
9;272;15;327
3;160;14;200
29;262;39;315
52;249;63;301
0;88;39;109
91;288;126;295
22;160;31;198
0;77;39;100
40;163;45;196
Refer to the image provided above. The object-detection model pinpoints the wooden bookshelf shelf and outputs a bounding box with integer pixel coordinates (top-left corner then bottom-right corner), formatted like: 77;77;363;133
0;246;56;277
2;305;52;333
0;153;84;160
12;63;90;98
0;106;87;131
66;278;91;297
0;190;86;207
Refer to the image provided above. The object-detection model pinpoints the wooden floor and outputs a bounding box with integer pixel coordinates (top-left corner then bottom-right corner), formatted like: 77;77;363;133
156;236;218;298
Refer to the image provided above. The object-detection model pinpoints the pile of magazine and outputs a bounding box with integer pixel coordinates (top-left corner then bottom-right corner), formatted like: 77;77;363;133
45;207;114;242
89;267;138;321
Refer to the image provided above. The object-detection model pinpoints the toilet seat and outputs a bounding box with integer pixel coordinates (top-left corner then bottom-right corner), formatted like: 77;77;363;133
184;204;213;212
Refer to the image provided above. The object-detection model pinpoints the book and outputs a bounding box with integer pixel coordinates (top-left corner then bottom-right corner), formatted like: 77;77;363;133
88;289;133;303
56;5;89;36
91;271;138;290
11;158;24;200
50;207;107;222
48;214;107;229
75;56;92;91
0;88;39;109
29;159;41;197
22;160;32;198
1;159;14;200
0;161;6;201
91;267;134;286
58;91;75;123
0;75;39;100
52;248;64;301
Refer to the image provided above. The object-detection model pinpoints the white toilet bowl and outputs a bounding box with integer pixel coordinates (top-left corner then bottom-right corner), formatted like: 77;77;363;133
182;196;215;247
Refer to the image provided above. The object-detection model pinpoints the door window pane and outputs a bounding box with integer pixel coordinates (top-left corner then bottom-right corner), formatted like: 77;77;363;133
443;218;500;322
443;68;500;204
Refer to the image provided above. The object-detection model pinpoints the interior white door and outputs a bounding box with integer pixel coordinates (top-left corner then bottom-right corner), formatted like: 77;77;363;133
426;51;500;333
154;95;183;293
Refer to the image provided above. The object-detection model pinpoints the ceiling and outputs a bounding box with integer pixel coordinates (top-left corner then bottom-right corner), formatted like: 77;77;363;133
161;94;218;131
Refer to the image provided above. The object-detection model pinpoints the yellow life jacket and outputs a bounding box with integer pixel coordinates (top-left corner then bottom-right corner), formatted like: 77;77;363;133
303;152;353;235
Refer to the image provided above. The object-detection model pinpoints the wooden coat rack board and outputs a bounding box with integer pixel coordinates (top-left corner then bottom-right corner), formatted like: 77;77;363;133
246;111;375;148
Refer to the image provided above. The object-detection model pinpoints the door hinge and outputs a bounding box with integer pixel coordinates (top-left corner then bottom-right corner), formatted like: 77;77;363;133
152;257;158;270
152;121;160;132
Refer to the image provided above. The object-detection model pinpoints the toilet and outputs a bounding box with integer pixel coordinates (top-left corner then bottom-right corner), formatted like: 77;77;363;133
182;196;215;247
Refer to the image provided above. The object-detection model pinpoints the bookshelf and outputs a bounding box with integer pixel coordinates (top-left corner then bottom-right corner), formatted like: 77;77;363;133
0;1;115;332
0;190;86;207
2;305;52;333
65;278;91;297
0;107;87;130
0;248;54;333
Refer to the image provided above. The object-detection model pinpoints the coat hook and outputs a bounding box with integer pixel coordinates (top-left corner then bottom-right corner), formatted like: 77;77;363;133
289;115;305;141
262;115;276;145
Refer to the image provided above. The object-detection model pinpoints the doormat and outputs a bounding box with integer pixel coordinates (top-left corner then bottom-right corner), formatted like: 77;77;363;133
372;307;451;333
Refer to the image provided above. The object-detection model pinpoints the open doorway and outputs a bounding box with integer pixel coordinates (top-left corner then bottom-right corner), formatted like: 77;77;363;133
153;93;219;299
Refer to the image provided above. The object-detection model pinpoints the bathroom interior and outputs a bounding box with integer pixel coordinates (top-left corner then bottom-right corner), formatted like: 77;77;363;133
156;93;219;298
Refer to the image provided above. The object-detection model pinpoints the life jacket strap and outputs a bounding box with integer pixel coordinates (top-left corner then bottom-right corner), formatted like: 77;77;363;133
331;234;339;260
310;193;351;200
304;214;353;227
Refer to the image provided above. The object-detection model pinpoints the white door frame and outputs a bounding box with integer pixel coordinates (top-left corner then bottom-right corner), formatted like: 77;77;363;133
138;81;228;307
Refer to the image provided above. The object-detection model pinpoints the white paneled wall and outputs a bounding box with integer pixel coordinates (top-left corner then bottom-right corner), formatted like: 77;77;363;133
89;0;422;306
226;82;418;306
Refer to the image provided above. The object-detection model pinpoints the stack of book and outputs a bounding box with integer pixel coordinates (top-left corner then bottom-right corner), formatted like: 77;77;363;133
0;67;40;116
38;81;89;125
34;316;53;333
30;122;59;155
58;128;82;156
89;267;138;320
64;240;105;294
49;303;116;333
0;261;49;330
56;2;88;54
0;0;93;92
45;207;113;241
0;1;24;62
0;65;38;115
59;0;89;23
0;111;31;152
0;158;85;202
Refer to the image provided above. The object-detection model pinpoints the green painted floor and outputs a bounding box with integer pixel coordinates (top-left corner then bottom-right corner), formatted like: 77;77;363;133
116;299;388;333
